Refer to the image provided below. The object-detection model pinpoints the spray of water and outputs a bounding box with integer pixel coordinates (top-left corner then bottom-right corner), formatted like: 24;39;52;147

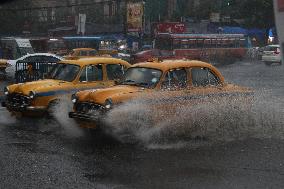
103;90;284;149
51;96;84;138
0;108;17;126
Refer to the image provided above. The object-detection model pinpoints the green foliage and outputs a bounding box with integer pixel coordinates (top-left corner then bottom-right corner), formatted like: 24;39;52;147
0;0;34;35
234;0;274;28
144;0;274;29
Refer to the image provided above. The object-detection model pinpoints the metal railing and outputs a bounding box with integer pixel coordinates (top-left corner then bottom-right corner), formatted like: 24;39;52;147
15;61;57;83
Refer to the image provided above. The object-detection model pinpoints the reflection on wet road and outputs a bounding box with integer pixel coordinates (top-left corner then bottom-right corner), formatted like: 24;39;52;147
0;61;284;188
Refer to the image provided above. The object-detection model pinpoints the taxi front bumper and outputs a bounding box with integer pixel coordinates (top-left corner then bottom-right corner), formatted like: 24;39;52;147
69;111;100;121
69;112;102;129
2;101;47;113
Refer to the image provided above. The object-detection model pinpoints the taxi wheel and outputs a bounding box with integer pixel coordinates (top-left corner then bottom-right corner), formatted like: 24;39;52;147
264;62;272;66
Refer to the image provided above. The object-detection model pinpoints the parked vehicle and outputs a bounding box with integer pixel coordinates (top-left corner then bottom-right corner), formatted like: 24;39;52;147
1;37;34;60
69;59;253;129
2;57;131;117
64;48;98;59
261;44;282;65
131;33;252;64
6;53;63;82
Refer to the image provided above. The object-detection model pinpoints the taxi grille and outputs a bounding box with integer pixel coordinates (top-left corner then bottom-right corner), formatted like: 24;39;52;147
7;93;31;106
75;102;105;114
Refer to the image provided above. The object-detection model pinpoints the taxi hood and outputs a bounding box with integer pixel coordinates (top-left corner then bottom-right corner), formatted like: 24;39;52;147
77;85;145;105
10;79;71;96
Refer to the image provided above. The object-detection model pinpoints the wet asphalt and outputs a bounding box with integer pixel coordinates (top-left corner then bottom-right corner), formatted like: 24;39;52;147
0;60;284;189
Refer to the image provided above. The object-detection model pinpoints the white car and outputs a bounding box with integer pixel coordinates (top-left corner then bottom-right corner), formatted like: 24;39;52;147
6;53;63;79
261;45;282;65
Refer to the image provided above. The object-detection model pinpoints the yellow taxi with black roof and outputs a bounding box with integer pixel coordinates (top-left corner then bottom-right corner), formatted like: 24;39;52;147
2;57;130;116
69;59;253;128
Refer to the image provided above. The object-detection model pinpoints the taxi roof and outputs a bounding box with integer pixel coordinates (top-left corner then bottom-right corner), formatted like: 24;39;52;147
59;57;130;67
72;48;96;51
133;60;216;71
132;59;225;83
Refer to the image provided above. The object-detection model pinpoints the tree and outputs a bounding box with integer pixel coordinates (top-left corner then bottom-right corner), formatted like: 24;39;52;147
0;0;34;35
235;0;274;29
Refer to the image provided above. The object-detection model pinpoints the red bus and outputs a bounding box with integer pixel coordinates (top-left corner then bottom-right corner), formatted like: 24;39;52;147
131;33;252;64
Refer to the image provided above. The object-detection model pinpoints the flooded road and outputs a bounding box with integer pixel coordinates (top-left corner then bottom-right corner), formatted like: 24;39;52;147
0;61;284;189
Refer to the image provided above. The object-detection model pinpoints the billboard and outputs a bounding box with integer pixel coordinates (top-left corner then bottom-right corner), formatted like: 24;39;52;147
152;22;186;36
127;2;144;32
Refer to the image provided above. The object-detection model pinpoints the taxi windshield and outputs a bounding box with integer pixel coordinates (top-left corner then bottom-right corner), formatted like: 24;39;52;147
49;63;80;82
121;67;162;88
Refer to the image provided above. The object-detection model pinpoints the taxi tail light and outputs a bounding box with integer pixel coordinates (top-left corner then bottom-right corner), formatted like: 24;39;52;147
274;51;280;55
274;48;280;54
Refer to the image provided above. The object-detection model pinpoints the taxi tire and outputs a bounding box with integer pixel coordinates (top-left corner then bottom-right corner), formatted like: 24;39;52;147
264;61;272;66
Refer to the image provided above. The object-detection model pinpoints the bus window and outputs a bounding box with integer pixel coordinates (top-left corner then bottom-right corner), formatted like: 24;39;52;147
196;39;204;48
216;39;222;48
155;38;173;50
181;39;189;49
204;39;211;48
173;39;181;49
188;39;196;48
222;39;229;48
211;39;217;48
240;39;246;47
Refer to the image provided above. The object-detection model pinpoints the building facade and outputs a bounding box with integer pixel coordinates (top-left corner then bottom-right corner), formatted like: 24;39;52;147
0;0;204;36
0;0;127;36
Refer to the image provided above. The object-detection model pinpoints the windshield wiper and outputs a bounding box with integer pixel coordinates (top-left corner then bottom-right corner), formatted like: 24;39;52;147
135;82;149;87
121;80;149;87
121;79;135;84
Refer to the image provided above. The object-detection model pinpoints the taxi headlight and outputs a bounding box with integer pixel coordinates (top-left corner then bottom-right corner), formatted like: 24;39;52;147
29;91;36;99
105;99;113;109
4;87;9;95
71;94;78;104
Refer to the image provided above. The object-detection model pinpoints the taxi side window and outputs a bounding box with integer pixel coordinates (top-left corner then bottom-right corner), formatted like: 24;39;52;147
191;67;220;87
89;50;97;56
80;51;88;56
79;65;103;82
161;68;187;89
106;64;125;80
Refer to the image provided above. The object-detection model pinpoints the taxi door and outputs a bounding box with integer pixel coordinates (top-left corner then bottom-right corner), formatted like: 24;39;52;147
186;67;224;102
103;63;127;87
75;64;106;92
157;68;190;116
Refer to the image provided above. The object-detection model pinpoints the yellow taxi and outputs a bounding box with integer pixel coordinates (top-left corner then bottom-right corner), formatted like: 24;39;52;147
0;59;9;74
69;60;253;128
2;57;130;116
64;48;98;59
65;48;118;60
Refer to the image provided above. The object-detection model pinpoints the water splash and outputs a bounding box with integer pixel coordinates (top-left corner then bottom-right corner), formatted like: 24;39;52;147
103;90;284;149
0;108;17;125
51;96;84;138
